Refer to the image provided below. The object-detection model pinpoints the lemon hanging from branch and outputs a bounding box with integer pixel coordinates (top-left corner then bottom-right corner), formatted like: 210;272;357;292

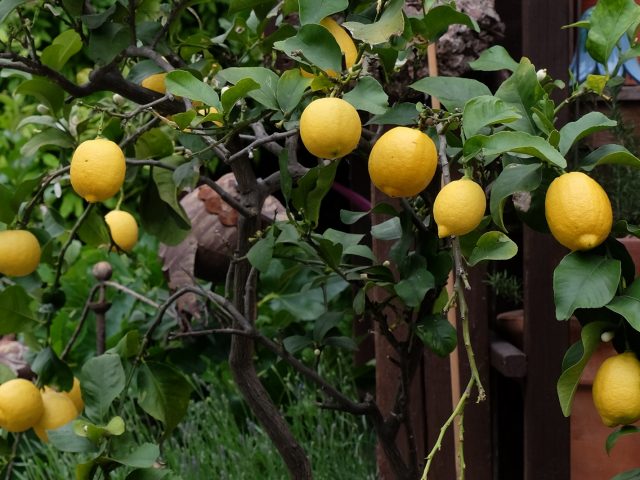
0;230;41;277
592;352;640;427
70;139;126;203
105;210;139;252
433;178;486;238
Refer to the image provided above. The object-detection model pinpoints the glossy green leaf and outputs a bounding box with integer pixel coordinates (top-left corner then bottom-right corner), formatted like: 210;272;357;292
586;0;640;65
414;4;479;41
410;76;491;112
0;285;37;334
416;314;457;357
247;233;275;272
0;0;29;23
20;128;75;157
343;0;404;45
77;207;110;247
371;216;402;240
86;23;129;64
80;353;126;423
276;69;312;114
41;30;83;70
606;278;640;332
343;76;388;114
495;58;544;134
125;468;173;480
553;252;621;320
313;312;342;342
394;254;435;307
489;163;542;232
469;45;519;72
73;416;125;443
366;102;419;126
48;423;98;453
31;346;73;392
558;111;617;155
607;426;640;455
219;67;279;110
137;362;192;436
111;443;160;468
467;231;518;266
274;24;343;73
283;335;313;354
220;77;260;114
80;4;116;29
291;161;339;227
580;144;640;171
323;335;358;351
165;70;220;108
106;330;141;358
462;95;521;138
611;468;640;480
464;131;566;168
557;321;609;416
298;0;348;25
16;78;64;114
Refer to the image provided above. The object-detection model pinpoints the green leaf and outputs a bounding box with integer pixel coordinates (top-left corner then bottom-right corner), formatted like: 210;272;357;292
367;102;419;126
80;353;126;423
557;321;609;416
30;346;73;391
414;4;479;42
342;76;388;114
469;45;519;72
41;30;83;71
585;73;609;95
464;131;566;168
611;469;640;480
371;216;402;240
165;70;220;108
274;24;343;73
323;335;358;351
606;278;640;332
228;0;273;13
111;443;160;468
106;330;141;358
586;0;640;65
219;67;279;110
77;207;110;247
0;285;37;334
0;0;29;23
495;58;544;134
269;289;327;320
16;78;64;114
73;416;125;443
20;128;75;157
313;312;342;342
80;4;116;29
137;362;192;436
126;468;172;480
87;23;129;64
276;69;312;114
291;161;339;227
48;423;98;453
140;168;191;245
298;0;348;25
343;0;404;45
553;252;621;320
558;111;617;155
489;163;542;232
462;95;521;138
607;426;640;455
410;77;491;111
221;78;261;114
135;129;174;159
394;255;435;307
283;335;313;354
467;231;518;266
416;314;457;357
580;144;640;171
170;111;196;130
247;233;275;272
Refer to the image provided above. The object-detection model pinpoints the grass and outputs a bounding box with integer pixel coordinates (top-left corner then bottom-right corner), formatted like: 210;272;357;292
11;365;377;480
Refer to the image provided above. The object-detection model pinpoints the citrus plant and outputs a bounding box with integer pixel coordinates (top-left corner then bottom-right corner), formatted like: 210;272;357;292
0;0;639;479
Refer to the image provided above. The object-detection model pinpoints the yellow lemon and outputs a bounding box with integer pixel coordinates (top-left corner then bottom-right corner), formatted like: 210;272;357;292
105;210;139;252
320;17;358;77
592;352;640;427
141;72;167;94
70;139;126;203
368;127;438;197
299;97;361;159
65;377;84;413
0;230;41;277
545;171;612;251
0;379;44;432
33;390;78;442
433;179;486;238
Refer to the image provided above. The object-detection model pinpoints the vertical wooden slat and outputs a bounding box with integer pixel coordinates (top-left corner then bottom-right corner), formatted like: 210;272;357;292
457;264;493;479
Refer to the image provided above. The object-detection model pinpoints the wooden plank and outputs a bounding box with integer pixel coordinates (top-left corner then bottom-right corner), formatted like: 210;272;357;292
456;264;493;479
490;335;527;379
522;227;570;480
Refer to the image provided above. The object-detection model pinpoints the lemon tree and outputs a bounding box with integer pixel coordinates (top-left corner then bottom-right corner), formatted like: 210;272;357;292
0;0;639;478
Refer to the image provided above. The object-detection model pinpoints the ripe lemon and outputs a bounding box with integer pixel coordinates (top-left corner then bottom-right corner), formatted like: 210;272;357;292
433;178;486;237
105;210;139;252
141;72;167;94
0;230;41;277
320;17;358;77
368;127;438;197
592;351;640;427
0;379;44;432
299;97;361;159
545;171;612;251
70;139;126;203
33;390;78;442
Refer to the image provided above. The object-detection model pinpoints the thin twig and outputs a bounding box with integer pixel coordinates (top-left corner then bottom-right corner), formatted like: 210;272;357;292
60;284;101;360
228;130;298;162
4;432;22;480
102;281;161;309
168;327;253;339
17;166;70;228
53;203;95;289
